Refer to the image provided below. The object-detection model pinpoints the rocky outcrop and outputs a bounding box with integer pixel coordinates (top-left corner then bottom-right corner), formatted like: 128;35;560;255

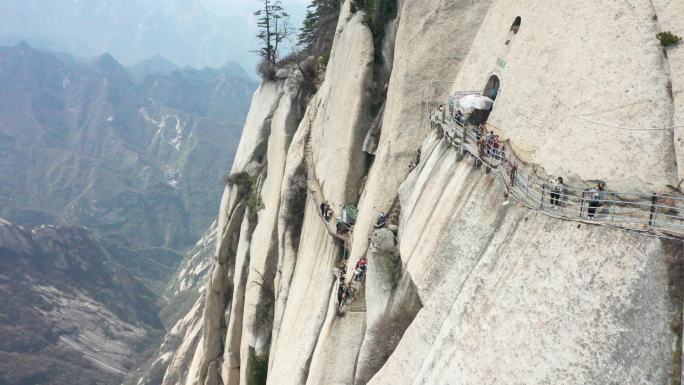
352;0;494;278
450;1;677;193
239;73;308;384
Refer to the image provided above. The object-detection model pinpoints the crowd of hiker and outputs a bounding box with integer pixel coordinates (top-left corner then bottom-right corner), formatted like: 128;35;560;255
336;255;368;315
332;210;395;315
474;125;506;161
316;199;373;315
430;105;622;222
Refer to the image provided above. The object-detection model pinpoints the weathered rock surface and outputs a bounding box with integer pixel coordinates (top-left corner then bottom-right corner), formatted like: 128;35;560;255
147;1;684;384
268;3;375;384
352;0;494;271
652;0;684;187
367;132;674;384
450;0;677;193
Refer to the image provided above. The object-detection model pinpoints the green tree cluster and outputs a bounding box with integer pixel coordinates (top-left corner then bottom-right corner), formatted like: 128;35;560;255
298;0;341;57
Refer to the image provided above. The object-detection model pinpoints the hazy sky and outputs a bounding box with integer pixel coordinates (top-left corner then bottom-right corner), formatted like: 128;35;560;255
202;0;308;39
202;0;308;19
199;0;308;71
0;0;310;74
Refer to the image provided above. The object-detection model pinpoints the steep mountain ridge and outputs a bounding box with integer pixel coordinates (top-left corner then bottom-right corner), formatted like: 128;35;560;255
139;0;684;384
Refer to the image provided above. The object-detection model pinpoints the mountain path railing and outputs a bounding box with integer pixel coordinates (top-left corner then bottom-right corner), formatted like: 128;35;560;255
428;106;684;240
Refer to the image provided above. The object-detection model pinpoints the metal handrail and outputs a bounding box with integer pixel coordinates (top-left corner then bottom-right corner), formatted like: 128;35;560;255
427;110;684;238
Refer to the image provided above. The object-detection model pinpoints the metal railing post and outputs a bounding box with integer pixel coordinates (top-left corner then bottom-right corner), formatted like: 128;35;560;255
540;184;546;210
579;190;585;218
460;123;465;154
649;193;658;226
610;193;616;223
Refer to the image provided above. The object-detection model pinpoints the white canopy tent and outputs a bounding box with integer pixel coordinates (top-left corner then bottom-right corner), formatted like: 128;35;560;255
458;94;495;110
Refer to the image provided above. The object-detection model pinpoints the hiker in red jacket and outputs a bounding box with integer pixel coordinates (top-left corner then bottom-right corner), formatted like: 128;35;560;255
354;257;367;281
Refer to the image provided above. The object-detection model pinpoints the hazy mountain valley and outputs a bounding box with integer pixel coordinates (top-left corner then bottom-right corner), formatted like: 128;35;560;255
0;42;255;250
0;41;254;384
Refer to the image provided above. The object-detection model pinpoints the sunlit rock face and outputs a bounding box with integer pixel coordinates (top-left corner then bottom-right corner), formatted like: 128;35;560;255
368;132;673;385
147;0;684;384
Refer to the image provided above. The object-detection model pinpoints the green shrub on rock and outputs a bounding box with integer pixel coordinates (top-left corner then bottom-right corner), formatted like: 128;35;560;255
250;352;269;385
657;31;681;47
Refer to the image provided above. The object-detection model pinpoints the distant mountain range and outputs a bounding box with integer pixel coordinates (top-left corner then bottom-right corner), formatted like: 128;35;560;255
0;0;256;72
0;42;257;252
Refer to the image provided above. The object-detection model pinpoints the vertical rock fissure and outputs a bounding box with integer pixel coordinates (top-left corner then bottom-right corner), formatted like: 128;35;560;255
199;198;247;383
270;161;308;362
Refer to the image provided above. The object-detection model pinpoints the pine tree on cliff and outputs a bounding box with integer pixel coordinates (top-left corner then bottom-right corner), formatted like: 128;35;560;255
254;0;291;65
297;0;341;57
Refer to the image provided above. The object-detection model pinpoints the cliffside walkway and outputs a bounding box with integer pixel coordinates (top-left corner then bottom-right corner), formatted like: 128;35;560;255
340;279;366;313
303;131;367;315
304;133;352;248
429;102;684;240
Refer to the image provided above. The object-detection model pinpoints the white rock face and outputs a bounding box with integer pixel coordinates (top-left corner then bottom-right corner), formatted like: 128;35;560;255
167;221;217;304
220;215;253;385
367;132;674;384
652;0;684;186
151;1;684;384
268;3;374;384
352;0;494;266
159;299;205;385
450;0;677;193
239;73;306;383
230;82;285;174
172;79;286;385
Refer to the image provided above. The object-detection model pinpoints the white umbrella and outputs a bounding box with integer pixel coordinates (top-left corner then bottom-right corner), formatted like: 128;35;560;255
458;94;495;110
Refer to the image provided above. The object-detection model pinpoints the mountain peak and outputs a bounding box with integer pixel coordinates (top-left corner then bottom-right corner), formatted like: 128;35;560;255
219;61;253;81
93;52;126;73
128;54;178;80
14;40;31;50
10;40;41;57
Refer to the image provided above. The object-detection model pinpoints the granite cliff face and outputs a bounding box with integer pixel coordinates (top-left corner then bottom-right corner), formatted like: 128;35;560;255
143;1;684;384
